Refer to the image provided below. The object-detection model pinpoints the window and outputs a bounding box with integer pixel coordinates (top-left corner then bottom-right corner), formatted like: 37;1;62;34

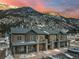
17;35;21;40
15;46;26;54
25;35;37;41
71;33;75;36
58;35;67;40
45;35;49;39
39;35;45;42
31;35;37;41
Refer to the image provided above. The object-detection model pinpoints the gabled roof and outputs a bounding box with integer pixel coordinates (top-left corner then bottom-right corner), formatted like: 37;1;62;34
32;27;61;35
11;27;31;34
11;26;67;35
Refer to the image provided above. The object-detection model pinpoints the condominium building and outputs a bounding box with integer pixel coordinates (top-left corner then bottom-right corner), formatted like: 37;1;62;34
10;26;69;55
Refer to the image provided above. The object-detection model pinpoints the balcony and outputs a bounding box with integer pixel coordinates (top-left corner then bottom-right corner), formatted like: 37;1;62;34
12;40;38;46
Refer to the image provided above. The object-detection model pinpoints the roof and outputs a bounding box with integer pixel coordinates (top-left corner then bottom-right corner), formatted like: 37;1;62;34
11;26;68;35
11;27;31;34
32;27;61;35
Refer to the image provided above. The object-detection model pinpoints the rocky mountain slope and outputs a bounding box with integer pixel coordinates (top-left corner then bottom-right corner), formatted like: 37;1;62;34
0;7;79;33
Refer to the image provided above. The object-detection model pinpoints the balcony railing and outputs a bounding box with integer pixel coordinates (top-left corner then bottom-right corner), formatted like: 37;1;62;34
39;39;46;43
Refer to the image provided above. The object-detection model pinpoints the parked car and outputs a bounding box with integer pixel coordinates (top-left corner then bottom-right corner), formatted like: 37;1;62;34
68;47;79;54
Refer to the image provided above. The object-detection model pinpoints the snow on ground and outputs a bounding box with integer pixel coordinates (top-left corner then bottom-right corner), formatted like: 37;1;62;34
5;54;14;59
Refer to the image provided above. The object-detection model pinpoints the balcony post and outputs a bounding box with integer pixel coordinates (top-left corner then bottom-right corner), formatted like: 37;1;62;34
26;46;28;54
68;40;70;49
37;35;39;53
45;39;48;51
58;37;60;49
37;44;39;53
13;47;15;56
51;41;54;49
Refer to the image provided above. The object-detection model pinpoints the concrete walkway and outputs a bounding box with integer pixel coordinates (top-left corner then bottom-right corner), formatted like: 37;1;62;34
14;49;62;59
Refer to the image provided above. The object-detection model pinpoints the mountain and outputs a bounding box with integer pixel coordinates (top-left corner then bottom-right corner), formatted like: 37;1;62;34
0;7;43;16
0;7;79;32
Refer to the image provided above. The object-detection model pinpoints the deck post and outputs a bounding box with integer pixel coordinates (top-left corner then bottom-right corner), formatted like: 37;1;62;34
58;42;60;49
68;40;70;49
58;39;60;49
46;39;48;51
13;47;15;56
37;44;39;53
51;41;54;49
37;35;39;53
26;46;28;54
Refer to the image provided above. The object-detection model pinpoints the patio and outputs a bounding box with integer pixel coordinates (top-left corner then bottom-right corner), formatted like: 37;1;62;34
14;49;61;59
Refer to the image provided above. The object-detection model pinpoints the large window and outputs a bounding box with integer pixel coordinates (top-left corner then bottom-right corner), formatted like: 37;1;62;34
16;35;25;41
61;35;67;40
17;35;21;40
60;41;67;47
26;35;37;41
45;35;50;43
15;46;26;54
31;35;37;41
39;35;45;42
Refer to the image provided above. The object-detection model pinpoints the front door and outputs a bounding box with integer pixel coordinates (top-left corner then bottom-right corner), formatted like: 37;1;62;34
54;42;58;48
28;45;37;53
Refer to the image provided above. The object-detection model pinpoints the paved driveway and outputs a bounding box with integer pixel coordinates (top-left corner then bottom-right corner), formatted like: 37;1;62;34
14;49;62;59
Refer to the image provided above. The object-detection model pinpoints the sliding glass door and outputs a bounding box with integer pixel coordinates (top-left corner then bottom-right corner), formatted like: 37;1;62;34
15;46;26;54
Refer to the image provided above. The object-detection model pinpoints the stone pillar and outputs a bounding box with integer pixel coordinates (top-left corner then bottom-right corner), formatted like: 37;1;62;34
37;44;39;53
26;46;28;54
51;41;54;49
64;41;65;47
65;35;68;48
45;39;48;51
37;35;39;53
13;47;15;56
68;40;70;49
37;35;39;43
58;35;61;49
58;41;60;49
58;37;60;49
56;35;60;49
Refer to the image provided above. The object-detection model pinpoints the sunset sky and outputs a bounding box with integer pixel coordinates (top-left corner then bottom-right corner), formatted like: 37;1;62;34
0;0;79;18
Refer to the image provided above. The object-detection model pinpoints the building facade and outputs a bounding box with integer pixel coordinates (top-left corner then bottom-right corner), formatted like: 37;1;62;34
67;32;79;41
10;27;69;55
67;30;79;42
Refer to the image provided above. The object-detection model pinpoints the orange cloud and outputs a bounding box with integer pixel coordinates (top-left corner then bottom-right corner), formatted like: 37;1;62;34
0;0;46;12
0;0;53;13
0;0;31;6
0;0;79;19
60;9;79;19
